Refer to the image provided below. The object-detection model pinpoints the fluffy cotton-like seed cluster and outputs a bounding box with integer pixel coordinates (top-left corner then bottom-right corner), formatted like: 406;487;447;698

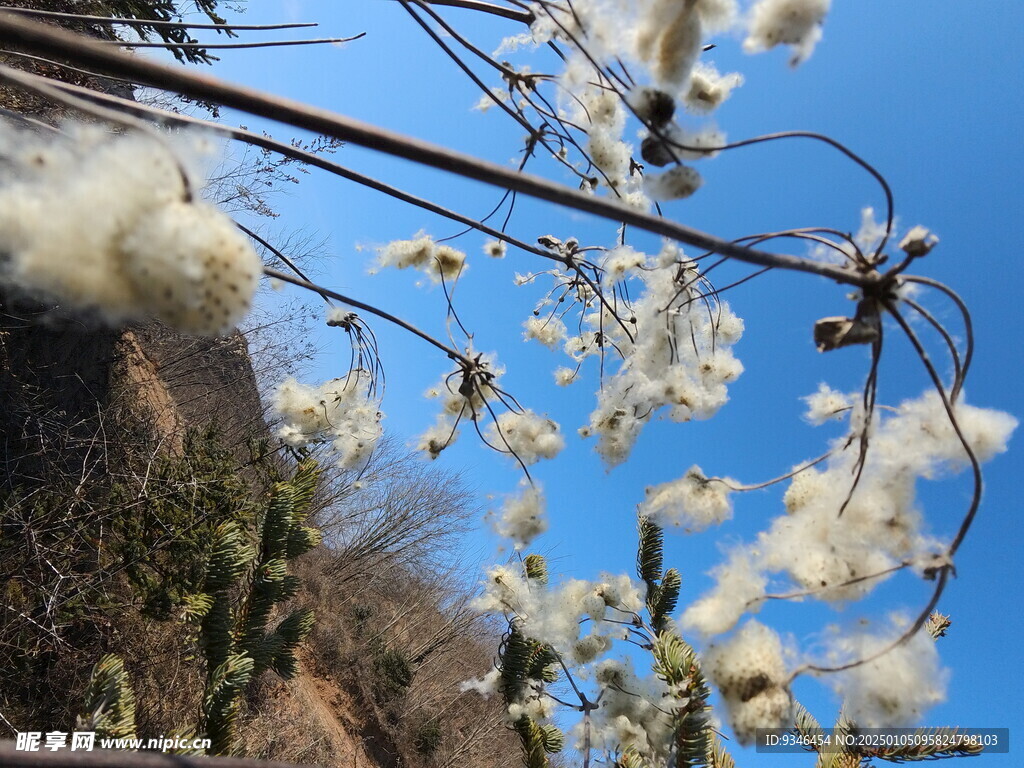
120;201;261;335
485;410;565;465
684;389;1016;636
0;125;260;336
802;382;855;424
473;562;644;657
469;559;676;755
538;0;738;210
272;372;383;470
571;632;614;665
553;79;647;209
705;620;792;744
638;0;703;87
644;164;703;201
523;314;568;349
601;246;647;287
782;465;831;514
528;0;735;82
472;86;511;112
667;125;728;161
554;367;578;386
505;0;741;212
484;239;507;258
640;466;735;531
744;0;830;64
459;667;502;696
473;563;531;616
506;696;556;724
825;617;948;726
682;550;767;636
375;233;466;282
416;418;458;460
585;242;744;465
577;658;683;760
490;483;548;550
684;62;744;112
417;354;505;459
582;86;634;191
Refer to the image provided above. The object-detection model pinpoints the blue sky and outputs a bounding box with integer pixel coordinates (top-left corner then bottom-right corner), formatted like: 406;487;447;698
203;1;1023;764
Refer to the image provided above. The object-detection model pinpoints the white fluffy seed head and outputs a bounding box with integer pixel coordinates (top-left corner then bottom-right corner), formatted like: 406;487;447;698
484;240;507;258
825;617;948;727
434;245;468;280
637;0;702;87
705;620;792;744
802;383;854;425
485;410;565;465
681;550;766;636
644;165;703;201
376;234;434;270
572;633;614;665
554;367;577;386
523;315;568;350
121;201;261;336
491;484;548;550
640;465;735;532
0;125;258;335
744;0;830;63
376;233;466;282
272;372;383;470
684;63;744;112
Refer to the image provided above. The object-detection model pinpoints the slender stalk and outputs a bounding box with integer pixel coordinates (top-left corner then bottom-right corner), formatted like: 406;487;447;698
902;297;964;400
397;0;533;132
792;567;949;679
0;11;877;288
236;224;332;306
102;34;365;50
409;0;533;23
263;268;471;366
714;450;833;492
0;7;318;31
901;276;974;403
0;104;57;132
0;48;138;86
752;562;911;605
885;300;982;557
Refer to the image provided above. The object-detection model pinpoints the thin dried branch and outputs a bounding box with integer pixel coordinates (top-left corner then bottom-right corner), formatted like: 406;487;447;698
410;0;533;23
262;267;471;367
0;7;319;31
104;34;366;50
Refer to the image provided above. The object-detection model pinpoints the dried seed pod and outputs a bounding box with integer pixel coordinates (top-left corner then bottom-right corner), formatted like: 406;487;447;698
814;298;881;352
645;164;703;201
628;86;677;127
641;135;676;167
899;226;939;258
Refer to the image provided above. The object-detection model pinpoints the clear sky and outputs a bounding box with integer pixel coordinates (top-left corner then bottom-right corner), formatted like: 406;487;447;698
204;2;1023;764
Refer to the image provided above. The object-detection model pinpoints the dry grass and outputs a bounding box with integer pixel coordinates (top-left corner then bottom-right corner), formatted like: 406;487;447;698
292;551;520;768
